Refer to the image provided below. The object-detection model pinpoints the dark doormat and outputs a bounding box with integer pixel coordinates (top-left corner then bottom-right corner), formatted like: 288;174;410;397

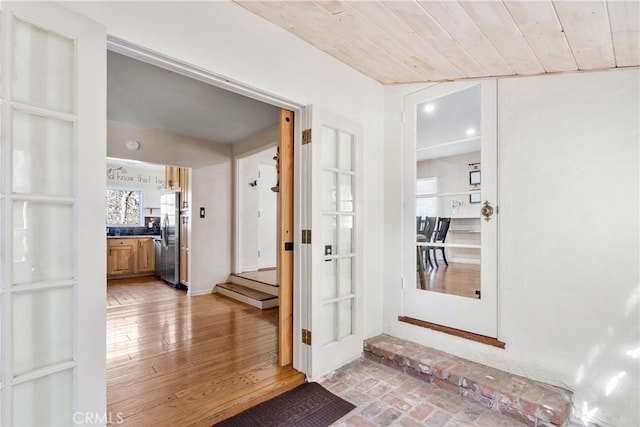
213;382;355;427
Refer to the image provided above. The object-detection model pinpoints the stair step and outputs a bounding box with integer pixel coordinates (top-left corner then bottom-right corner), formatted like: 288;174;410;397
364;335;573;427
229;274;278;296
215;283;279;309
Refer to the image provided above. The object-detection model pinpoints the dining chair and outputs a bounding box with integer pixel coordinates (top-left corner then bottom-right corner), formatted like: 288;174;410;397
416;216;427;271
428;217;451;267
416;216;436;269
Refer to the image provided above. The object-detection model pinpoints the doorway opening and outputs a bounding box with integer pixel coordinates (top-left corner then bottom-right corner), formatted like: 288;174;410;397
104;45;301;424
233;144;279;282
106;158;191;290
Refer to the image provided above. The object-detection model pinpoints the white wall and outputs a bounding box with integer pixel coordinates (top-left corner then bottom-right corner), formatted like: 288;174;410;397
191;163;232;295
107;120;233;295
384;69;639;427
63;1;385;338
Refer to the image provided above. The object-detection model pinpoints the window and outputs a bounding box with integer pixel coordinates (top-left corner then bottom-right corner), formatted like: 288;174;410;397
416;177;438;217
106;188;142;225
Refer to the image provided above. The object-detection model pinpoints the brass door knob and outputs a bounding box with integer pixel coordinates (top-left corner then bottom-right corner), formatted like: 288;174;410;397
481;201;494;221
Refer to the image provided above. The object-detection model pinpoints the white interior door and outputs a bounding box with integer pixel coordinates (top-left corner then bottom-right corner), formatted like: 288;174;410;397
304;106;363;380
257;163;276;269
403;80;498;338
0;2;106;425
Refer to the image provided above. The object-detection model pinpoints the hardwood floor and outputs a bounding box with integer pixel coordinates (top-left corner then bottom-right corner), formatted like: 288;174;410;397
416;262;481;299
107;277;305;426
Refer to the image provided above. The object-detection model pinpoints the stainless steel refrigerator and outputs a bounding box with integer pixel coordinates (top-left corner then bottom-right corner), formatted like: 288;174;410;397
160;192;180;287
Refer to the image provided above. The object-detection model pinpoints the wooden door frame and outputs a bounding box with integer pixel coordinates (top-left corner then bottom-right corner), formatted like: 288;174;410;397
278;109;294;366
106;37;303;370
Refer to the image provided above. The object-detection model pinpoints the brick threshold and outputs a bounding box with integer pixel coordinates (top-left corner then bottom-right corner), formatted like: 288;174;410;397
364;334;573;427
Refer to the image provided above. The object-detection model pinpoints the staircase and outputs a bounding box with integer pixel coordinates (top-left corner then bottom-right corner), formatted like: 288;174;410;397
215;272;279;310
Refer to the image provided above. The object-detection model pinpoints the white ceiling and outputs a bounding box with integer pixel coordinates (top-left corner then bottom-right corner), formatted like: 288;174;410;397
107;51;280;144
235;0;639;84
416;84;481;161
106;157;165;170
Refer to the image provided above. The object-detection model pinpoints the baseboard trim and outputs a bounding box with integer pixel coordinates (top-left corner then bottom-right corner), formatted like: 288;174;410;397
189;288;215;296
398;316;505;349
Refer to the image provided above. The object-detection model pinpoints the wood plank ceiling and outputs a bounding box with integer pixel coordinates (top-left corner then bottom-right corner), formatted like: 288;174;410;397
234;0;639;84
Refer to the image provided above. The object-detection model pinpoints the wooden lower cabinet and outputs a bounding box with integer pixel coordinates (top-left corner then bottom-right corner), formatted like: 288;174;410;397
107;237;156;278
107;239;136;276
137;238;155;273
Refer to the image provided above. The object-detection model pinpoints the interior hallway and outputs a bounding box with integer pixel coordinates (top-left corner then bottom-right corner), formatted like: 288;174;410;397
106;277;304;426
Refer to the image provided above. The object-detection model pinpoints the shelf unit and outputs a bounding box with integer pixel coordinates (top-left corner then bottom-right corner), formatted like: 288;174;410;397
446;217;481;264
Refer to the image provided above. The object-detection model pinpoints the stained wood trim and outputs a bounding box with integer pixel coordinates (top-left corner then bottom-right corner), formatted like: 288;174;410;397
398;316;506;349
278;108;294;366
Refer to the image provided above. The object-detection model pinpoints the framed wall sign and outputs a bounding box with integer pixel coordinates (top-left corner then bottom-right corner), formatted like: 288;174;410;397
469;170;481;186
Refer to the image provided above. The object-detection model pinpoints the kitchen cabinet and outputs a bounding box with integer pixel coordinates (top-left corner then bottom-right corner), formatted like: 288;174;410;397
107;239;136;276
137;238;155;273
107;237;156;278
179;167;189;206
165;166;180;190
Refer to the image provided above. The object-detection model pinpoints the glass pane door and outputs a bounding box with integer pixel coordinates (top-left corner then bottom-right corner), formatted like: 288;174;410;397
319;126;355;346
308;106;363;379
2;13;77;425
415;85;482;299
403;80;498;338
1;3;106;424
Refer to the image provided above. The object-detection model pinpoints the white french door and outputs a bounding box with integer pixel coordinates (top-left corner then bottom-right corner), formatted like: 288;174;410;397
302;106;363;379
0;2;106;425
403;80;498;338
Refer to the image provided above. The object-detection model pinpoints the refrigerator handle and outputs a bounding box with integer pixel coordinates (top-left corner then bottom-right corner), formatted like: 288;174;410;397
162;213;169;248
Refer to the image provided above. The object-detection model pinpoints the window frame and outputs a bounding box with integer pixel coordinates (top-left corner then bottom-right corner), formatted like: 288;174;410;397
105;186;144;226
416;176;438;218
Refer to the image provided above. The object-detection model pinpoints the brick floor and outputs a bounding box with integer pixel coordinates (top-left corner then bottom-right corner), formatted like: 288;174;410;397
323;358;528;427
361;335;573;427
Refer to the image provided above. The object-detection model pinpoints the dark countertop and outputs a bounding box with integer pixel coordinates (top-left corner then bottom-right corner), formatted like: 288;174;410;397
107;235;161;239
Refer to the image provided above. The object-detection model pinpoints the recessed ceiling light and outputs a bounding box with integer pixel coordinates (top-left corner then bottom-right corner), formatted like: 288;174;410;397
466;128;476;136
424;103;436;113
